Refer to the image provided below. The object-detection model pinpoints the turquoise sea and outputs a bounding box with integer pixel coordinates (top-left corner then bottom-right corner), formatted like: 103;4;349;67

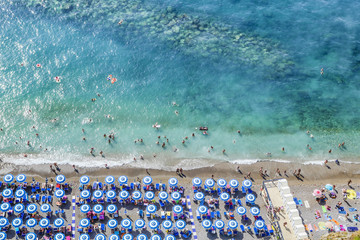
1;0;360;168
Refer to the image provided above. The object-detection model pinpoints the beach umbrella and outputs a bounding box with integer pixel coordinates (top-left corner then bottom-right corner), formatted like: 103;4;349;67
107;204;117;214
250;207;260;216
27;204;38;214
205;178;215;188
202;219;212;229
79;234;90;240
25;233;37;240
93;190;103;199
173;205;183;214
192;177;202;187
107;219;118;229
95;234;106;240
26;218;37;228
80;190;91;199
122;234;133;240
0;218;8;227
15;189;26;198
255;220;265;229
198;205;208;214
175;220;186;230
168;177;178;187
137;234;148;240
220;192;230;201
229;179;239;188
80;204;90;214
150;235;161;240
12;218;23;227
171;192;181;201
93;204;104;214
132;191;142;200
120;190;130;199
109;235;119;240
16;174;26;183
105;176;115;185
194;192;205;201
55;189;65;198
325;184;333;191
162;220;173;230
121;219;132;229
56;175;66;184
215;220;225;229
147;204;157;214
54;218;65;228
79;218;90;228
0;202;11;212
80;176;90;185
242;179;252;188
313;189;322;197
145;191;155;200
14;203;25;213
118;176;128;185
2;188;13;198
39;218;50;228
148;220;159;229
0;232;6;240
237;206;246;215
55;233;65;240
217;178;227;188
135;219;145;229
164;235;175;240
246;194;256;203
228;220;238;229
40;203;51;213
3;174;14;183
143;176;152;185
158;191;168;200
106;190;116;199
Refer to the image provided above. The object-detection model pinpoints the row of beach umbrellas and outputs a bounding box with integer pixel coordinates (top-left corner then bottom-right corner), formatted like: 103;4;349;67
1;174;66;184
80;176;179;187
202;219;265;230
0;217;65;228
79;190;183;201
192;178;252;189
1;203;52;213
197;205;260;216
79;233;176;240
1;189;65;199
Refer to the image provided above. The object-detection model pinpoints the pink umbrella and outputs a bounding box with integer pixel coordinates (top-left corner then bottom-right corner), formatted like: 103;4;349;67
313;189;322;197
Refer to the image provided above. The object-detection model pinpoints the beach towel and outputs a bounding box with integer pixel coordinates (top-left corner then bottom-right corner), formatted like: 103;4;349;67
347;227;359;232
293;197;299;205
298;199;303;206
338;210;346;214
304;200;310;209
338;216;347;222
353;215;360;222
349;208;357;212
340;225;346;231
313;224;319;231
346;189;357;199
357;192;360;199
335;225;340;232
324;214;332;220
331;219;340;225
318;222;326;230
307;224;313;232
322;206;327;213
315;210;321;219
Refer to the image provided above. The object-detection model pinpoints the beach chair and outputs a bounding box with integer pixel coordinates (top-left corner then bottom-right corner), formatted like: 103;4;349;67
101;224;105;232
167;212;171;220
48;195;52;204
161;211;166;220
174;213;178;220
224;212;229;219
196;210;201;220
156;184;160;191
146;211;151;218
217;188;221;195
41;184;46;192
42;195;47;203
36;194;40;202
242;186;246;194
64;183;69;191
211;212;215;219
216;211;221;219
293;197;299;206
267;224;274;234
254;227;259;235
162;184;166;191
159;201;165;208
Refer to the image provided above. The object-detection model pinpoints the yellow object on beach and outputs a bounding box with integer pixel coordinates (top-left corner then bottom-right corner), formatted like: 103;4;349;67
318;222;326;230
346;189;357;199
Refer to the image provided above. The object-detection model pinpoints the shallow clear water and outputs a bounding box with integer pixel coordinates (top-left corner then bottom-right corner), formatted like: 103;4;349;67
1;0;360;168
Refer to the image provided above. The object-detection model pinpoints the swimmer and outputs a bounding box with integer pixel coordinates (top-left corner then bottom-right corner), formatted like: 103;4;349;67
192;133;195;137
105;114;111;118
172;101;179;106
36;64;42;68
320;68;324;75
36;133;39;137
83;137;86;141
140;155;144;160
182;140;185;144
54;76;61;83
97;93;101;97
237;130;241;134
118;19;123;25
310;134;314;138
50;118;57;122
282;147;285;152
175;110;179;115
91;98;96;102
82;129;85;133
162;142;166;148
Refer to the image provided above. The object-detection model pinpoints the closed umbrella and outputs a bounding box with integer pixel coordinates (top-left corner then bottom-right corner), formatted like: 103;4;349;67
118;176;128;185
135;219;145;229
162;220;173;229
12;218;23;227
205;178;215;188
80;176;90;185
148;220;159;229
173;205;183;214
39;218;50;228
143;176;152;185
55;233;65;240
229;179;239;188
107;219;118;229
168;178;178;187
25;233;37;240
80;204;90;214
192;177;202;187
105;176;115;185
55;189;65;198
93;204;103;214
198;205;208;214
171;192;181;201
3;174;14;183
147;204;157;213
175;220;186;230
120;190;129;199
16;174;27;183
194;192;205;201
217;178;227;188
27;204;38;214
158;191;168;200
202;219;212;229
54;218;65;228
107;204;117;214
56;175;66;184
132;191;142;200
106;190;116;199
80;190;91;199
215;220;225;229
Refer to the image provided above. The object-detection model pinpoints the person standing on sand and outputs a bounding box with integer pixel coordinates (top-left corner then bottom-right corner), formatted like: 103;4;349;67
348;179;352;186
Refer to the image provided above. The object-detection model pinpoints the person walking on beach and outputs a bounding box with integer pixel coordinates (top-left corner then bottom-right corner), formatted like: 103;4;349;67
348;179;352;187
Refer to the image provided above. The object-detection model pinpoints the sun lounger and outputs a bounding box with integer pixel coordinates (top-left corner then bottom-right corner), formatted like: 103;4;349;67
349;208;357;212
318;222;326;230
347;227;358;232
307;224;313;232
298;199;303;206
322;206;327;213
48;195;52;203
242;186;246;194
293;197;299;205
304;200;310;208
324;214;332;220
42;195;47;203
340;225;346;231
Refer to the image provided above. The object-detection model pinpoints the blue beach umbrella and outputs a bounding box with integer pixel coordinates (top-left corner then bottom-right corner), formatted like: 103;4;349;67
93;204;104;214
0;202;11;212
171;192;181;201
3;174;14;183
205;178;215;188
192;177;202;187
135;219;145;229
217;178;227;188
168;177;178;186
220;192;230;201
120;190;130;199
215;220;225;229
194;192;205;201
12;218;23;227
16;174;26;183
95;234;106;240
79;218;90;228
148;220;159;229
122;234;133;240
145;191;155;200
0;218;8;227
202;219;212;229
228;220;238;229
107;204;117;214
40;203;51;213
54;218;65;228
137;234;148;240
164;236;175;240
159;191;168;200
242;179;252;188
80;204;90;214
146;204;157;213
132;191;142;200
121;219;132;229
237;206;246;215
55;233;65;240
143;176;152;185
109;235;119;240
27;204;38;214
107;219;118;229
14;203;25;213
175;220;186;230
250;207;260;216
80;190;91;199
105;176;115;185
39;218;50;228
55;189;65;198
93;190;103;199
150;235;161;240
106;190;116;199
15;189;26;198
198;205;208;214
79;234;90;240
26;218;37;228
2;189;13;198
0;232;6;240
173;205;183;214
56;175;66;184
229;179;239;188
246;194;256;203
80;176;90;185
118;176;128;185
25;233;37;240
162;220;173;230
255;220;265;229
